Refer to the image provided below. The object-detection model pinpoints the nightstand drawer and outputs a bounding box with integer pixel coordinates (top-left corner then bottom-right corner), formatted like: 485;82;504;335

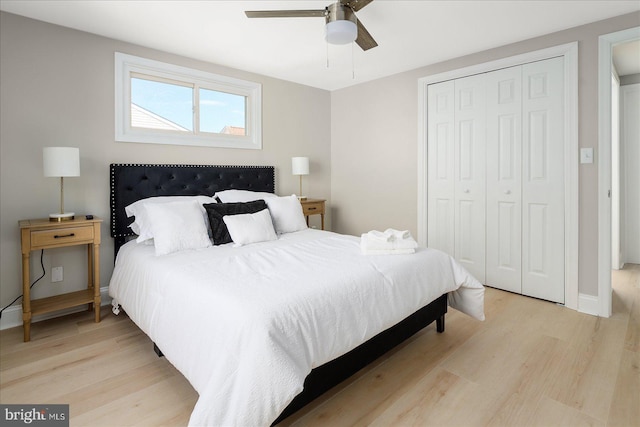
31;225;94;248
302;201;325;215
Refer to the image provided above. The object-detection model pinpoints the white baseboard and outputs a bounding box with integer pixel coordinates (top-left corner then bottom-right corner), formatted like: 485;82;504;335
578;293;600;316
0;287;112;331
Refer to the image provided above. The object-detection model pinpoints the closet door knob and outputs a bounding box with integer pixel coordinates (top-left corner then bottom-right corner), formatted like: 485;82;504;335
463;189;470;193
504;190;511;195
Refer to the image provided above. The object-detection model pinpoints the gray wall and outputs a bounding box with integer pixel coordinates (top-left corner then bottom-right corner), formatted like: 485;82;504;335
2;9;639;314
331;12;640;297
0;12;331;310
621;73;640;85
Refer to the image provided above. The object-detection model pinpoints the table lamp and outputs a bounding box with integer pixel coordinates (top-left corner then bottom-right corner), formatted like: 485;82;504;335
43;147;80;221
291;157;309;200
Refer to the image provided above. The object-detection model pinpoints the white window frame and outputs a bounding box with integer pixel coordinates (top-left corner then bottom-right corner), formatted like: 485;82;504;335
115;52;262;150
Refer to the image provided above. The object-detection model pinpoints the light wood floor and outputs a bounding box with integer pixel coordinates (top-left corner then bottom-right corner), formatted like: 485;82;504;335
1;265;638;427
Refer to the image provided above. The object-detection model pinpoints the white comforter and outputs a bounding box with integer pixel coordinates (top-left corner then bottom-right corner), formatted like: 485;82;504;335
108;229;484;426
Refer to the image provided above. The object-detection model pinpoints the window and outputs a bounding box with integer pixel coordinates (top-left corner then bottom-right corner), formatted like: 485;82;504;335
115;53;261;149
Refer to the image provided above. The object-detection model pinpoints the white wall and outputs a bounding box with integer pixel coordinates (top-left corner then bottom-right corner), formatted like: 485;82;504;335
621;83;640;264
0;12;331;312
331;12;640;297
612;72;622;270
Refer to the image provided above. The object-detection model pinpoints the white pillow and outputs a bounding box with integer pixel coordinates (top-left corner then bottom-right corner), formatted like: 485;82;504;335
144;200;212;256
125;195;216;243
222;209;277;247
265;195;308;234
215;189;277;203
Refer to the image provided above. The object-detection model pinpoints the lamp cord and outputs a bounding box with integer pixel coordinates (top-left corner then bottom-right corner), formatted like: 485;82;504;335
0;249;45;319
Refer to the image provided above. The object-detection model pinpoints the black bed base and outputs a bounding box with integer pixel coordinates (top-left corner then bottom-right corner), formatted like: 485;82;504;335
273;293;447;424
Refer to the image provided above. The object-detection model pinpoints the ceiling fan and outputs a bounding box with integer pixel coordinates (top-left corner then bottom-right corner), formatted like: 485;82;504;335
245;0;378;51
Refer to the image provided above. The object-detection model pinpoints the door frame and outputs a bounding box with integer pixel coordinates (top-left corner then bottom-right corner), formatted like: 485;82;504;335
418;42;579;311
598;27;640;318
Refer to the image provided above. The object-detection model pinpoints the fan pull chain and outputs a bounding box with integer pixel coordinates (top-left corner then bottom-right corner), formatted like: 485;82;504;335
326;40;330;68
352;41;355;79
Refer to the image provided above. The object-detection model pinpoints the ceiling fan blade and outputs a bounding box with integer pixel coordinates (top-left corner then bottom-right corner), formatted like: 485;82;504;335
245;10;326;18
356;19;378;51
341;0;373;12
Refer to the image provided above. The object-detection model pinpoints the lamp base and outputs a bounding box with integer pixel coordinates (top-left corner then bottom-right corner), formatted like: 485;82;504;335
49;212;75;222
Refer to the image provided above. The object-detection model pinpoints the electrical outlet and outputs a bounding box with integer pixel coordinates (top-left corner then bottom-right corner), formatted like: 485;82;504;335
52;266;63;282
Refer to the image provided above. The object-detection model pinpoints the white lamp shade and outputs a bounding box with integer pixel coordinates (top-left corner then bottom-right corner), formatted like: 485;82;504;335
292;157;309;176
43;147;80;177
325;20;357;45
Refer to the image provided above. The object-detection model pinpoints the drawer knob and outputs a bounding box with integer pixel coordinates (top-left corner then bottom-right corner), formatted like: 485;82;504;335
54;233;75;239
308;207;317;211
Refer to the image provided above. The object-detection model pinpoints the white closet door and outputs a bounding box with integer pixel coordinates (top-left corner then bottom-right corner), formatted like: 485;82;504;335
454;74;486;282
521;56;565;303
485;66;523;293
427;81;456;255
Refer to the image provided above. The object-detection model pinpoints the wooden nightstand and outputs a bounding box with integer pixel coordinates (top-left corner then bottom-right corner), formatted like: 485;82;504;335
19;217;102;342
300;199;326;230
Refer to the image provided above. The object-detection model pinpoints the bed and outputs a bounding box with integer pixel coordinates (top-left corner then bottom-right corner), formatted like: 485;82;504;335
108;163;484;426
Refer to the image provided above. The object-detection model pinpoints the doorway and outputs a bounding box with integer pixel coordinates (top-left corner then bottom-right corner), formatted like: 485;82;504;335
598;27;640;318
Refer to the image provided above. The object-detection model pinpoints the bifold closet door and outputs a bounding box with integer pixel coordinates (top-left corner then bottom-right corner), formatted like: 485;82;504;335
427;56;565;304
485;66;523;294
427;81;455;255
521;56;565;304
454;74;486;283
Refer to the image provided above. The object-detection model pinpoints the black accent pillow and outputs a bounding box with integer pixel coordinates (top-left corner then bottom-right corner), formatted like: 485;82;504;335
203;200;268;245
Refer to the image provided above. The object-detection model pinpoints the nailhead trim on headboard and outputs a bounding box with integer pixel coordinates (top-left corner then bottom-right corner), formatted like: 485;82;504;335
110;163;275;250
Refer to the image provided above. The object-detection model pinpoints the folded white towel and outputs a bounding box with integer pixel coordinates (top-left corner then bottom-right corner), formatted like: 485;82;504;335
384;228;411;240
361;229;418;253
366;230;393;242
362;248;416;256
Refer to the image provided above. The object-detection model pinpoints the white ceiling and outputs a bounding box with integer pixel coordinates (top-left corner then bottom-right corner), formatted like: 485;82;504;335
1;1;639;90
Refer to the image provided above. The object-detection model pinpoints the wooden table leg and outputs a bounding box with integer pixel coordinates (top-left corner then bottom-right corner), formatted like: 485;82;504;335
22;252;31;342
93;243;101;323
87;244;93;312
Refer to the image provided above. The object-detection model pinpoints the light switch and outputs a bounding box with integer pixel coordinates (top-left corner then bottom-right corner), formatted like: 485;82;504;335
580;148;594;164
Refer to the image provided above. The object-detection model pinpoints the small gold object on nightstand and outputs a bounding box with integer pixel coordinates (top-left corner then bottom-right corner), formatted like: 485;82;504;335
19;216;102;342
300;199;326;230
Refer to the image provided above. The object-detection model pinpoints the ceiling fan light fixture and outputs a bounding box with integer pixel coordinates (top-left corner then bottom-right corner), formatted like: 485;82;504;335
325;19;357;45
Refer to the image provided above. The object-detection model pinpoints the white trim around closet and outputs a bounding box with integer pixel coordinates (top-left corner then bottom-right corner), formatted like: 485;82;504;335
417;42;579;311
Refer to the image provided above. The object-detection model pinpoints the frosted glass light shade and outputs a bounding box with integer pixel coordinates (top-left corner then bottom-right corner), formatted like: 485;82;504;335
292;157;309;176
43;147;80;177
325;20;357;45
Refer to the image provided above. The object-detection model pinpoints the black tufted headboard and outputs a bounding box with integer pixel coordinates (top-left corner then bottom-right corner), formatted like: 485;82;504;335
110;163;275;256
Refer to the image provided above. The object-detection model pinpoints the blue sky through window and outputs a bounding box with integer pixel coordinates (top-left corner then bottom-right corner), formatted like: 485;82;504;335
131;77;246;133
199;88;246;134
